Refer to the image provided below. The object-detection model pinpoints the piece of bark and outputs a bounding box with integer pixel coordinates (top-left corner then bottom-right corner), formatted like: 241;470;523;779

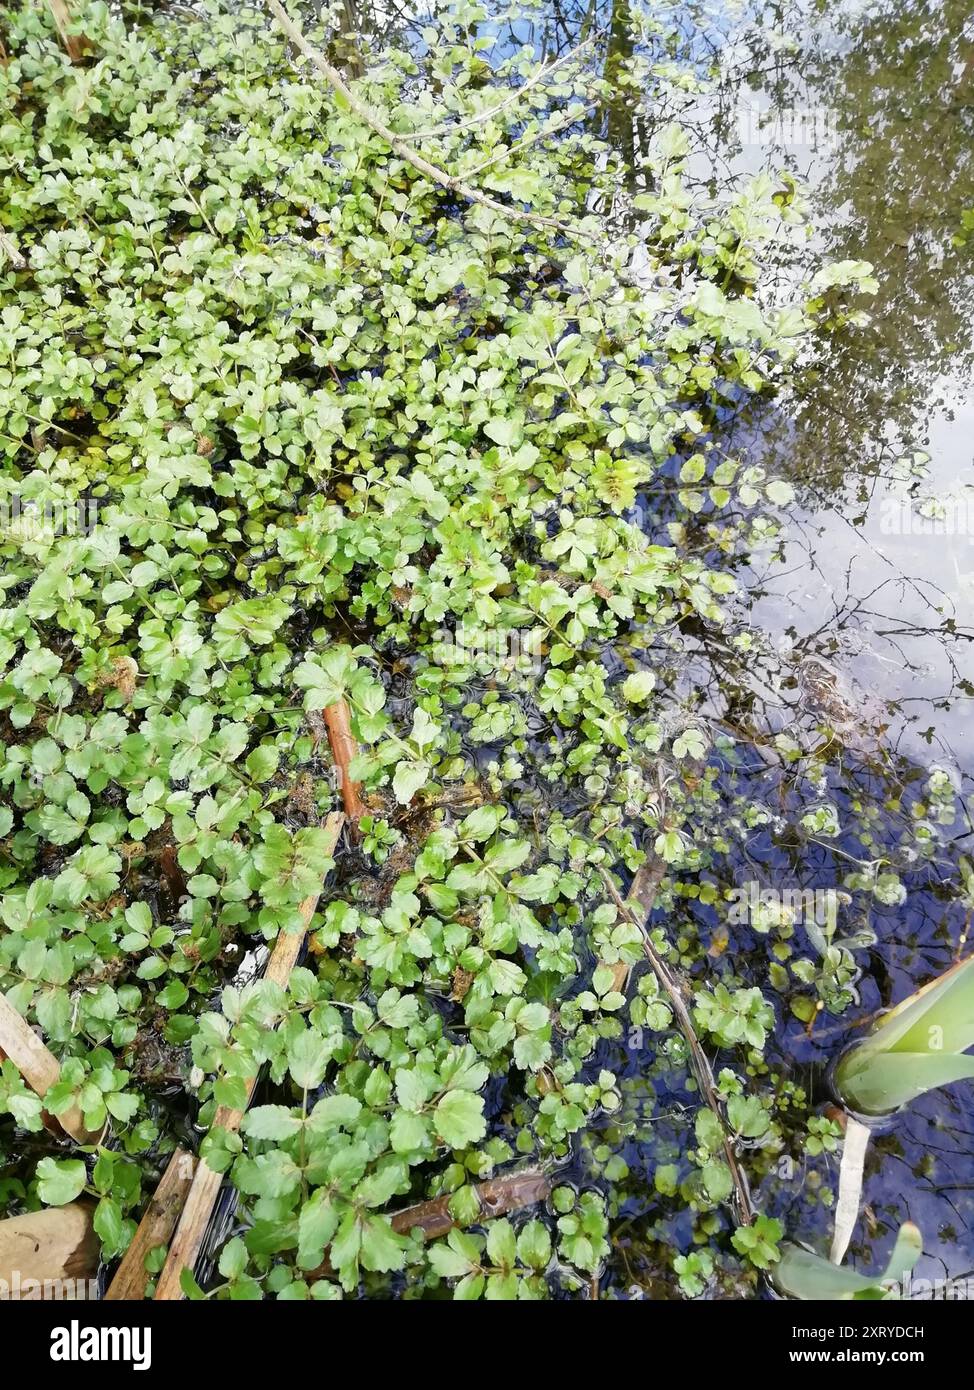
153;812;344;1300
307;1167;551;1279
0;1203;98;1296
104;1148;197;1300
390;1168;550;1239
0;994;100;1144
323;699;367;824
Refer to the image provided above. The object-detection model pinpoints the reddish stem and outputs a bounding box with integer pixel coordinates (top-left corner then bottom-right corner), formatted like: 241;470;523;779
324;700;367;823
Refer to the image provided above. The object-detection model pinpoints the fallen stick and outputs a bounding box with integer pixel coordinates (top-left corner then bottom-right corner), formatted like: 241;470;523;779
154;811;344;1300
600;865;754;1227
390;1167;550;1240
264;0;592;241
599;857;667;992
308;1167;551;1278
0;1202;98;1294
0;993;100;1144
323;699;367;824
104;1148;197;1300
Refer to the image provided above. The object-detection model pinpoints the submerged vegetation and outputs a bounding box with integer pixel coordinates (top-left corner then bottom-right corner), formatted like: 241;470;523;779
0;0;971;1300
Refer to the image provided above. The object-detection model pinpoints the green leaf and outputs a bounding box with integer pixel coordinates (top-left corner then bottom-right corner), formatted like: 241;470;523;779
298;1191;339;1267
360;1216;406;1274
392;760;430;805
218;1236;248;1281
516;1219;552;1270
37;1157;87;1206
243;1105;303;1141
93;1196;125;1252
485;1218;517;1269
288;1029;331;1091
434;1090;487;1148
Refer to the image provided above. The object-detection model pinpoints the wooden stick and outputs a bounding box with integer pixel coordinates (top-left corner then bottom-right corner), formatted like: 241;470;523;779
600;865;754;1227
308;1167;550;1278
46;0;84;62
104;1148;197;1300
0;1202;98;1295
598;857;667;993
389;1167;550;1240
0;994;99;1144
323;698;367;823
264;0;592;241
154;811;344;1299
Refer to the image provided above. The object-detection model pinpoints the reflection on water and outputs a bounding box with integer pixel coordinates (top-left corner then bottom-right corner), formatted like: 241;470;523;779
512;0;974;1296
718;0;974;775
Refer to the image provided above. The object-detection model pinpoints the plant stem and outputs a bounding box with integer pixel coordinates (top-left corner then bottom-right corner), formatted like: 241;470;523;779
600;864;754;1227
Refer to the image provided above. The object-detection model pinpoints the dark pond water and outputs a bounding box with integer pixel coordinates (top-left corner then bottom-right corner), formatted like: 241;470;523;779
500;0;974;1298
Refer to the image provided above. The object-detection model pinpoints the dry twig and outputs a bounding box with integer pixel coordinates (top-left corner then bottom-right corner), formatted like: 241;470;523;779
600;865;754;1227
265;0;593;241
154;811;344;1299
323;698;367;824
308;1167;551;1278
0;994;101;1143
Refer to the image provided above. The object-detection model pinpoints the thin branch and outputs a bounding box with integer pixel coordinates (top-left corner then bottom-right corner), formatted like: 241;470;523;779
307;1167;551;1278
324;698;367;824
264;0;592;241
599;856;666;992
154;812;344;1300
403;38;595;142
600;865;754;1227
390;1166;550;1239
463;103;596;179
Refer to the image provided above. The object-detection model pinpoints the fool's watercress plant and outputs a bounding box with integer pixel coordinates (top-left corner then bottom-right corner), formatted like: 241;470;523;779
0;0;886;1299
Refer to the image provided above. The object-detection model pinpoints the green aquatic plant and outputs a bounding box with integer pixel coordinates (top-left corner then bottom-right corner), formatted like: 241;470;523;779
834;957;974;1116
0;0;942;1301
773;1222;922;1301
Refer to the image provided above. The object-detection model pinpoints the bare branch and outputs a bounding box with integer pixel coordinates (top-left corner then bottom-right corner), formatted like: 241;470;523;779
403;38;595;142
264;0;593;241
600;865;754;1227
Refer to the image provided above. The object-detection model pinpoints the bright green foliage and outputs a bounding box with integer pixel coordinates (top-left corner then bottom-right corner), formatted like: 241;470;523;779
731;1214;783;1271
0;0;884;1299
